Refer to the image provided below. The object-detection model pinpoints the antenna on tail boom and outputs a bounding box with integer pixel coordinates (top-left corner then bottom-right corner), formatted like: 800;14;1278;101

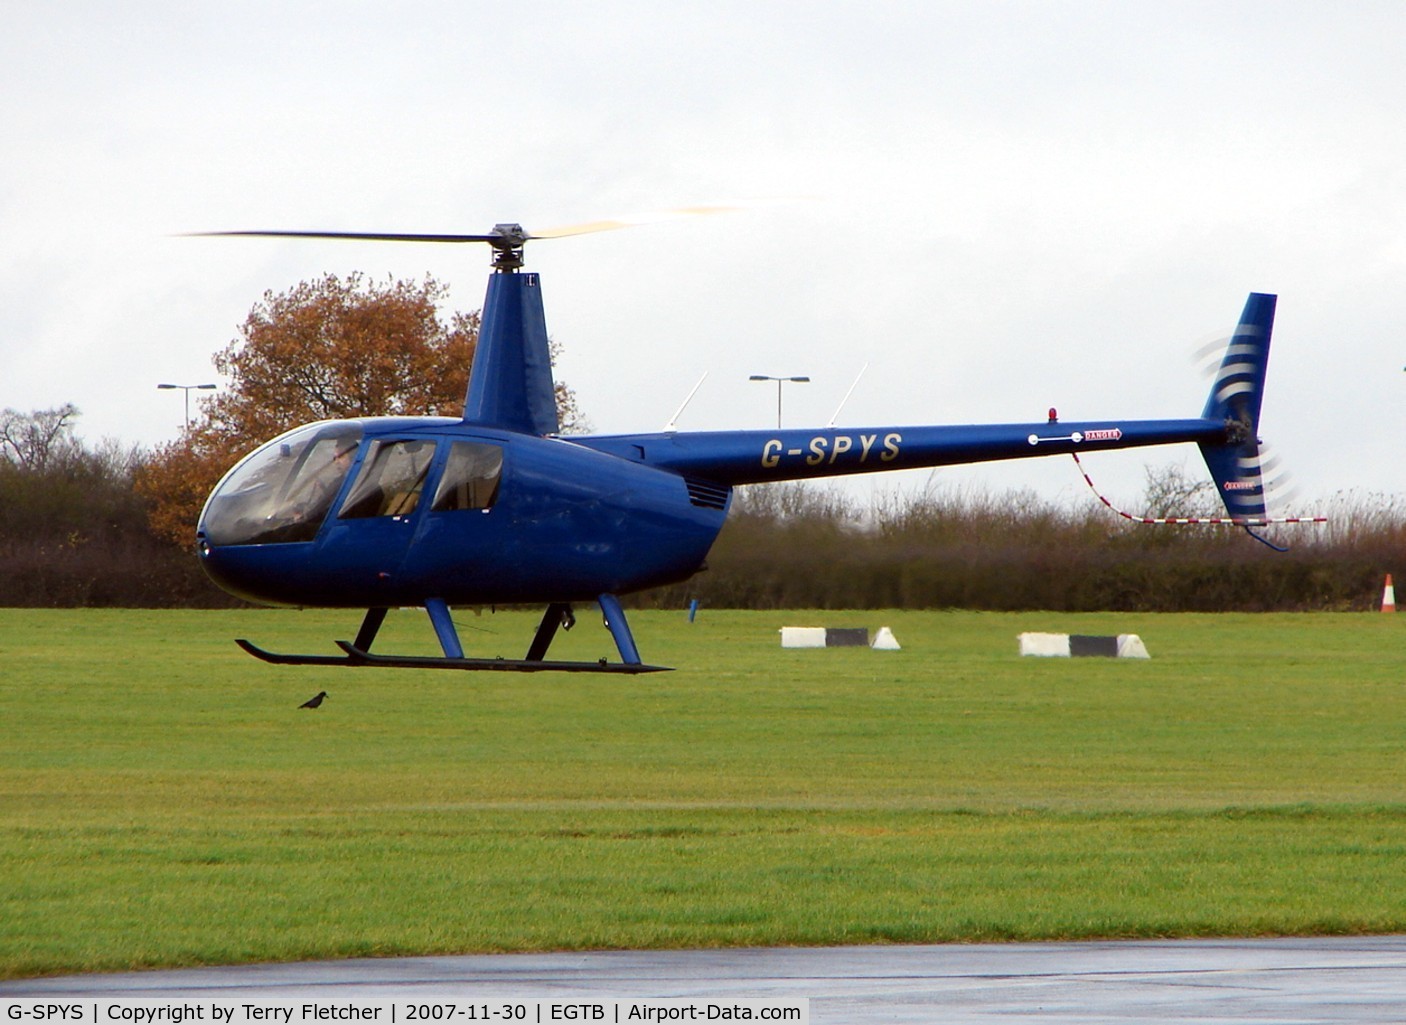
663;373;709;433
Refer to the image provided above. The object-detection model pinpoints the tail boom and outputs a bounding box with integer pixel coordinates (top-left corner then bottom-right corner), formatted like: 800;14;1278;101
576;292;1283;517
576;417;1233;487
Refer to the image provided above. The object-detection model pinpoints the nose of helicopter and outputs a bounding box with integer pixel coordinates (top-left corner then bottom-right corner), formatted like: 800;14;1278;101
197;535;311;607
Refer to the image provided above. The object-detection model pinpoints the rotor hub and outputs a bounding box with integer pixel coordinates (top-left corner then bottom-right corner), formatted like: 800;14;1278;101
488;223;530;271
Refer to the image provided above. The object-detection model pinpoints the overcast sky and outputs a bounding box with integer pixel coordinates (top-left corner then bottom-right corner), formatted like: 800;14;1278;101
3;1;1403;515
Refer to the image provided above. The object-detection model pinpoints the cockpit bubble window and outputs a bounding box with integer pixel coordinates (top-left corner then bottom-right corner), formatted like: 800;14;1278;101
338;439;436;519
201;423;363;546
431;441;503;512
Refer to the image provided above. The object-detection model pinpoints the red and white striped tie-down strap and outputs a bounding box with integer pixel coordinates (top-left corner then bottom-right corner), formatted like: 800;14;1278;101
1070;452;1327;527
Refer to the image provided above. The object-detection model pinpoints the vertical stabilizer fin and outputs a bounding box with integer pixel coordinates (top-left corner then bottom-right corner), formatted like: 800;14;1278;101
1201;292;1275;428
1198;292;1276;519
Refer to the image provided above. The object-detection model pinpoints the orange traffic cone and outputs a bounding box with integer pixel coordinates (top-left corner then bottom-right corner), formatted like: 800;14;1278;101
1382;574;1397;613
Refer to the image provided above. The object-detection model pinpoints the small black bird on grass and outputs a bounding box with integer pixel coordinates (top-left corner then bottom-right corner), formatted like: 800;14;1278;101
299;691;327;709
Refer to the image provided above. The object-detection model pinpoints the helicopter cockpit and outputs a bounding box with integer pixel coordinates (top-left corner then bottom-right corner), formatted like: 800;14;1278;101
201;422;364;546
200;421;507;549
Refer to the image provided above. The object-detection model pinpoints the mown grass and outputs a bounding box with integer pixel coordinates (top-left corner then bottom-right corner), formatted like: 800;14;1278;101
3;607;1406;979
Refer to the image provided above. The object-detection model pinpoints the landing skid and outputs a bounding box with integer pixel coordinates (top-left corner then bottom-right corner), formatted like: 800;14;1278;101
333;641;665;673
236;638;361;667
234;596;670;673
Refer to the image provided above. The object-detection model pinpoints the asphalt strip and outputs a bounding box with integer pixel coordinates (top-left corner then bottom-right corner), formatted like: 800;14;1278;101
4;936;1406;1023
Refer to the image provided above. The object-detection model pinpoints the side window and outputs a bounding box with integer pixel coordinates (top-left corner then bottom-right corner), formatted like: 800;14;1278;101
431;441;503;512
339;440;436;519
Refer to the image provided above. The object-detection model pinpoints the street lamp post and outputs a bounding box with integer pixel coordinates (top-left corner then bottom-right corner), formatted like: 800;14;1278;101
748;374;810;429
157;382;217;432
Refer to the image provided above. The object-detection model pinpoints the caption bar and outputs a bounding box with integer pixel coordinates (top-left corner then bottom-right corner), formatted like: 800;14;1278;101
3;1000;807;1025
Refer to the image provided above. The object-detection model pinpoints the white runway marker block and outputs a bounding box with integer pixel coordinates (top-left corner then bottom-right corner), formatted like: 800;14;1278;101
871;626;901;650
780;627;881;648
1116;634;1150;659
1019;632;1150;658
1019;632;1071;657
780;627;828;648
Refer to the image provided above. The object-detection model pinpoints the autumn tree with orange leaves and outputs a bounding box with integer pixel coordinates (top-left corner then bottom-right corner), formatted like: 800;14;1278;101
136;271;584;546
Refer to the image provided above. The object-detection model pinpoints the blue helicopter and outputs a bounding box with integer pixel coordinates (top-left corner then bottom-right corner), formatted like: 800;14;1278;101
195;223;1281;673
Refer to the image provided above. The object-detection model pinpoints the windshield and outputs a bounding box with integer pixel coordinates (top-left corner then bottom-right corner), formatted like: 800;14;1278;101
201;423;363;545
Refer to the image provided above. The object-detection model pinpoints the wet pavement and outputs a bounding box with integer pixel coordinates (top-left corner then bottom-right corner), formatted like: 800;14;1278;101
6;936;1406;1022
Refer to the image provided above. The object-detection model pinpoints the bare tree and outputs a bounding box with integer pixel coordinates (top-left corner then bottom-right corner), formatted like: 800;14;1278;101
1141;460;1219;519
0;403;82;473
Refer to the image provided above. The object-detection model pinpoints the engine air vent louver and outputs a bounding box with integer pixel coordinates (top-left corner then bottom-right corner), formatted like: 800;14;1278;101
683;477;730;510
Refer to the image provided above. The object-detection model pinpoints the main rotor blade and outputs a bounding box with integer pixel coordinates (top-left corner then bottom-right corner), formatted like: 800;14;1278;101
186;206;749;245
184;230;501;243
531;205;743;239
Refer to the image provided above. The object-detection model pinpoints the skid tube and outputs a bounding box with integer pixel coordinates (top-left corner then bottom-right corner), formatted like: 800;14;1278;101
234;597;670;673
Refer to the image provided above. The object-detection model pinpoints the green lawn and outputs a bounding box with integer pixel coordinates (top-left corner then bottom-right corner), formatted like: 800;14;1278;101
3;607;1405;978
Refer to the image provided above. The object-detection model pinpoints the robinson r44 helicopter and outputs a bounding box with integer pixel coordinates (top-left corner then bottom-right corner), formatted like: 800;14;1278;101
195;221;1289;673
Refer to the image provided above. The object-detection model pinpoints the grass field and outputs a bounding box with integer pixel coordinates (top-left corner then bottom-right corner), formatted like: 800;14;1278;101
4;606;1406;979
